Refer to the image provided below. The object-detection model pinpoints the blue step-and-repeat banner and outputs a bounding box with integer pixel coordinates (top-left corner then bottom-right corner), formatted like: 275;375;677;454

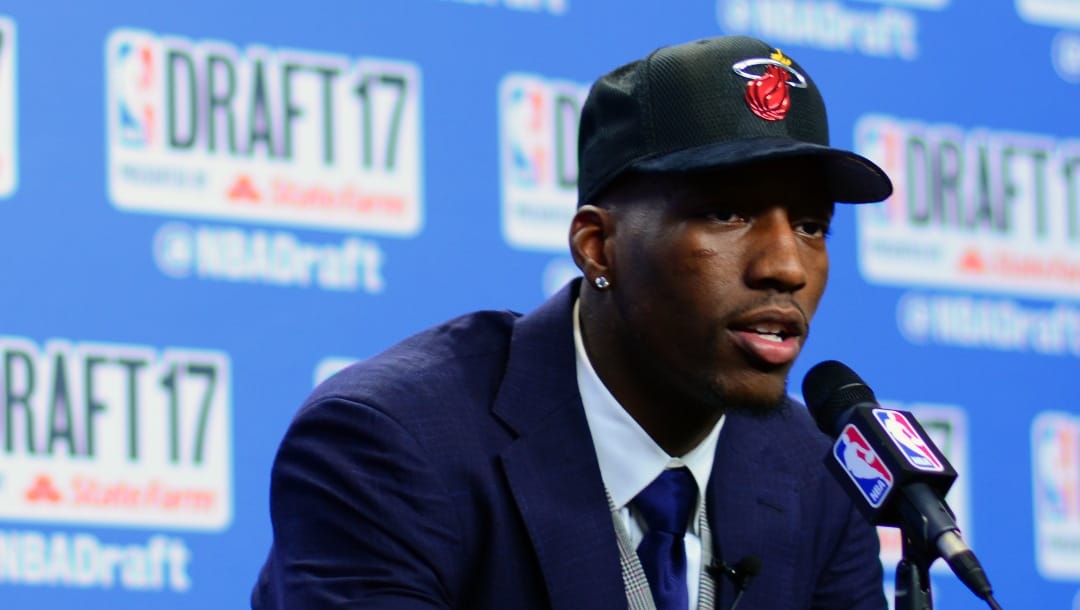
0;0;1078;608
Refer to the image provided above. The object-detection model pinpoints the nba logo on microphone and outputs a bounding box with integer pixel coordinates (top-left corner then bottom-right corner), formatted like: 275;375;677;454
874;409;944;471
834;424;894;508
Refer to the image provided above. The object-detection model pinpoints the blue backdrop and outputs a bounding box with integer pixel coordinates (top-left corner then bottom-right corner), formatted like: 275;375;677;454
0;1;1077;608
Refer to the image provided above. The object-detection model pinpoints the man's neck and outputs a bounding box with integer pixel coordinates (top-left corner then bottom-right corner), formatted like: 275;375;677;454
578;297;724;457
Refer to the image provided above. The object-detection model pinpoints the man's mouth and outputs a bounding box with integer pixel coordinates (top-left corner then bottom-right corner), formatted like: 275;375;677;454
746;324;791;343
728;309;807;366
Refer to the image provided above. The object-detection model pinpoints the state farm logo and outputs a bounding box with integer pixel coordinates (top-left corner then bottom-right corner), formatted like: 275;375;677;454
106;28;424;236
25;474;218;513
0;16;16;198
0;336;232;531
26;474;61;503
855;114;1080;299
498;73;587;251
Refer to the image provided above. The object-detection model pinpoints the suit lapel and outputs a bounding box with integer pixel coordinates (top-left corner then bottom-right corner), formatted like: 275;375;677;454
494;282;627;610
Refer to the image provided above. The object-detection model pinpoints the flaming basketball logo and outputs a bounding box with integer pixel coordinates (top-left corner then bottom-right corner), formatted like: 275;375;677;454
732;49;808;121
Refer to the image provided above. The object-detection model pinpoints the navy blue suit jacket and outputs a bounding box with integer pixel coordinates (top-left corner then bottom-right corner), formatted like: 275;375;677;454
252;281;886;609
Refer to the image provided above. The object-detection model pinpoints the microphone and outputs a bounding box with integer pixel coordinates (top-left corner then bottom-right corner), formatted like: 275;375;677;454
802;360;997;604
706;556;761;610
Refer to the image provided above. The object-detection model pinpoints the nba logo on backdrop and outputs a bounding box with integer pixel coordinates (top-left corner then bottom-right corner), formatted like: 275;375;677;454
498;73;587;251
111;31;158;148
504;81;551;188
1033;411;1080;579
834;424;894;507
0;16;17;198
851;117;906;226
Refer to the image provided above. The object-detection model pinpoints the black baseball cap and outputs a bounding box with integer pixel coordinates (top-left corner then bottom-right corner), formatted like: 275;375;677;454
576;36;892;205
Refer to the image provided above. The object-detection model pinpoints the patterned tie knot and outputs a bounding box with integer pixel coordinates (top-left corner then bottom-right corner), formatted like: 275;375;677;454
633;467;697;536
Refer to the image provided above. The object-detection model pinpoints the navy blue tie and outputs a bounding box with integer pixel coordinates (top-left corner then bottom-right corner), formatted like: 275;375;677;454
633;467;697;610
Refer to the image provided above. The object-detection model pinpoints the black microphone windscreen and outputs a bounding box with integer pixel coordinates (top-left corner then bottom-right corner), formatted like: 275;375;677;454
801;360;877;437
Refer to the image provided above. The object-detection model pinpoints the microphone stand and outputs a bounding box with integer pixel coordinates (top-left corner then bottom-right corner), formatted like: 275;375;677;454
894;534;934;610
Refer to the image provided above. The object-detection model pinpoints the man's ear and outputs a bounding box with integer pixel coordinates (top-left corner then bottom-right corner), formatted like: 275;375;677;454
569;204;615;287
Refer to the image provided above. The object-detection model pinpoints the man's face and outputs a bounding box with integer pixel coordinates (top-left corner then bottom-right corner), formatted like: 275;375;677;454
601;159;834;414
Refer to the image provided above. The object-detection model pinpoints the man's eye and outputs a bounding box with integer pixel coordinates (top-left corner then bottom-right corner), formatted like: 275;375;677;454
797;220;831;238
705;211;745;223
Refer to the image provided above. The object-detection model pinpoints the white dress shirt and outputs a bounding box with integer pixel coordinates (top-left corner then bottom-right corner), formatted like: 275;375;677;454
574;300;726;608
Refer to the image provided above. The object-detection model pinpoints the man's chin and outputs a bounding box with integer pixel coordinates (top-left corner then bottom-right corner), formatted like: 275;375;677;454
723;395;788;418
707;377;789;418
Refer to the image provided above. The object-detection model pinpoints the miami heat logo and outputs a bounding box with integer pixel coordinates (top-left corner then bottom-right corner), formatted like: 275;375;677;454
732;49;808;121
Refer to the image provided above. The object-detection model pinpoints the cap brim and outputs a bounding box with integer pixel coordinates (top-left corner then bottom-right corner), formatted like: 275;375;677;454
631;137;893;204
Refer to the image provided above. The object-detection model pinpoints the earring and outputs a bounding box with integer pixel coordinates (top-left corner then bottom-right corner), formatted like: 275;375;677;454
593;276;611;290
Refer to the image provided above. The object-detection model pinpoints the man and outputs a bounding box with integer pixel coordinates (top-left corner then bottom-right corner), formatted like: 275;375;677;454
253;35;892;610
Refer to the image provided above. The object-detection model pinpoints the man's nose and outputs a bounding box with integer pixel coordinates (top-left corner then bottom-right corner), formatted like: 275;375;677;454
743;209;809;292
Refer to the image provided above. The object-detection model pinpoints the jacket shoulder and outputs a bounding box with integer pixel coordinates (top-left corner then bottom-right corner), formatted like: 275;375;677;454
307;309;522;416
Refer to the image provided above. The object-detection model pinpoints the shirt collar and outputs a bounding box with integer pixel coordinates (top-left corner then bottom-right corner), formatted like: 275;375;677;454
574;299;725;511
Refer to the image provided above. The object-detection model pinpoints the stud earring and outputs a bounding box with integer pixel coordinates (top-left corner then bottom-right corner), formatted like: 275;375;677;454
593;276;611;290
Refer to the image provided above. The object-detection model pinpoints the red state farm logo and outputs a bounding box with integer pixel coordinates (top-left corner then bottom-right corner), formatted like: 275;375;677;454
958;249;986;274
25;474;62;503
227;174;262;202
